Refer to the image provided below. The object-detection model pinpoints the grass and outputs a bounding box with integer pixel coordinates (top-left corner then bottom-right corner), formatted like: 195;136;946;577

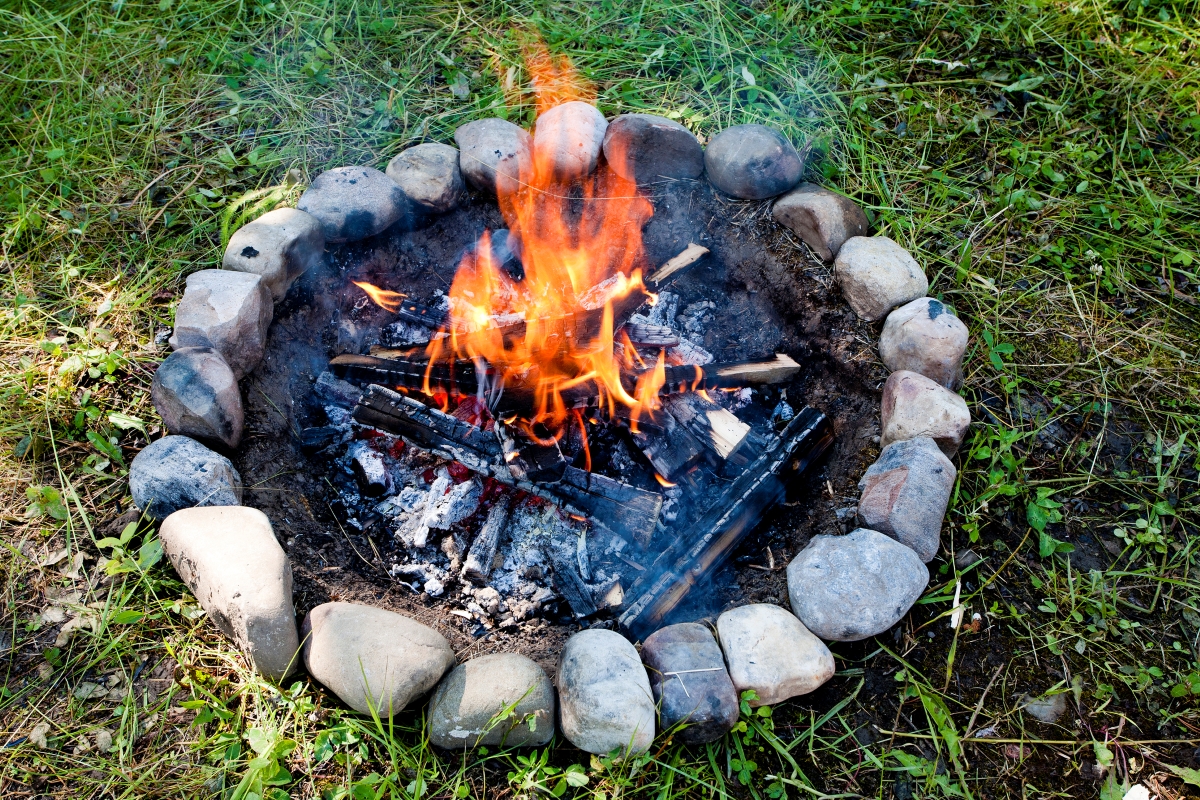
1;0;1199;797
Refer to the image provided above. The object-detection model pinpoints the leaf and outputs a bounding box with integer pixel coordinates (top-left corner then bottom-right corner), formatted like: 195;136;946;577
120;520;139;545
740;65;756;86
111;610;145;624
1027;501;1051;532
47;148;65;161
1168;765;1200;787
563;765;589;787
108;412;147;436
245;727;275;756
87;431;125;466
137;538;163;570
1003;75;1044;92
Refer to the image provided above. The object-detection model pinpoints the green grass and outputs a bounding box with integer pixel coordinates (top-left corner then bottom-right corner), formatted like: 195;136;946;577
2;0;1199;797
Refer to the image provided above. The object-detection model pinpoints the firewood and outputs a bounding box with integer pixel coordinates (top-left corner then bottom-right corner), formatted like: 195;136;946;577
618;407;834;640
495;421;568;483
461;497;512;584
621;322;680;347
647;242;709;285
353;385;662;545
628;412;705;480
656;354;801;392
662;393;751;463
548;533;599;618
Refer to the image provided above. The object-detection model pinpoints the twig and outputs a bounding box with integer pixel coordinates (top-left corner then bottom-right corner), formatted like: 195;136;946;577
964;665;1004;738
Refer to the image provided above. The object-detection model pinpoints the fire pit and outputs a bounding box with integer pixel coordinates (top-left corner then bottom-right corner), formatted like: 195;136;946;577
133;49;969;754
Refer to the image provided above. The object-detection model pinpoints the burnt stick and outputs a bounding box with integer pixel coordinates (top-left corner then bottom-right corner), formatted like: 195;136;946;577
618;407;834;640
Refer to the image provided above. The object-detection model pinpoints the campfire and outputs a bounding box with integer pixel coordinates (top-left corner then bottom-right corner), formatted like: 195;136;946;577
314;62;833;639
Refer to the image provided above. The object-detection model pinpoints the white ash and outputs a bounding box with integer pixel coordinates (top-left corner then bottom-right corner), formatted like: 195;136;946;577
678;300;716;344
771;398;795;426
640;292;679;328
659;484;684;524
314;370;362;409
324;405;353;426
717;387;754;413
424;477;483;529
380;319;432;347
578;274;627;310
665;338;713;366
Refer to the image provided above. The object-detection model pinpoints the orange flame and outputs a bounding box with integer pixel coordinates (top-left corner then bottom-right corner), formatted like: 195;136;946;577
353;281;406;312
653;474;677;488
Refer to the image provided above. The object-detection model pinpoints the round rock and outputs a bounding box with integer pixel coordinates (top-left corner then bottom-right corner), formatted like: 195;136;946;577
833;236;928;321
787;528;929;642
385;143;465;214
857;437;956;562
533;101;607;182
302;602;455;717
716;604;834;706
160;506;299;680
298;166;414;243
642;622;738;744
879;297;970;389
772;183;869;261
427;653;555;749
703;124;804;200
556;629;655;755
454;118;533;196
881;370;970;456
129;435;242;520
603;113;704;185
169;269;272;379
222;207;325;301
151;347;244;449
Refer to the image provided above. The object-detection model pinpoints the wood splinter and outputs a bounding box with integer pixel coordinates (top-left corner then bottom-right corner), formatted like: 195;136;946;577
648;242;710;284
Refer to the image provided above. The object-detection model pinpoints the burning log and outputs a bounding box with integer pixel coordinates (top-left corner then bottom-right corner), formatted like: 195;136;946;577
461;496;512;584
496;420;568;483
655;353;801;393
352;385;661;545
628;413;705;481
662;393;751;464
618;407;834;640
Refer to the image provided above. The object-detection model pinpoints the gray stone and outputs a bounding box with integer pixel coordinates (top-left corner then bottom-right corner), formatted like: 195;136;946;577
857;437;955;562
385;143;465;214
301;602;455;717
786;529;929;642
833;236;928;321
454;118;533;196
772;183;869;261
879;297;970;389
151;347;243;449
716;604;834;706
556;629;655;755
298;166;414;243
603;113;705;185
222;207;325;301
129;435;242;520
160;506;299;680
703;124;804;200
641;622;738;744
533;101;607;182
428;653;555;749
881;370;970;456
169;270;272;379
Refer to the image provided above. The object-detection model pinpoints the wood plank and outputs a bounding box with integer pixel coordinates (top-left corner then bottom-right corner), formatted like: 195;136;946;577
647;243;709;284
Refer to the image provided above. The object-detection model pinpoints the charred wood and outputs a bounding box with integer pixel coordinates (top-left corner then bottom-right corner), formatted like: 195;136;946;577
662;393;751;464
618;407;834;640
628;413;705;480
495;421;568;484
461;497;512;584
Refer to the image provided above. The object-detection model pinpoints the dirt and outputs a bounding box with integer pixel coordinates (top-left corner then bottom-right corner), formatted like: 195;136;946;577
233;176;884;678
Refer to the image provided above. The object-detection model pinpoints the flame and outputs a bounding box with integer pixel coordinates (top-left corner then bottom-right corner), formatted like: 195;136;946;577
353;281;406;312
654;474;677;488
350;43;665;470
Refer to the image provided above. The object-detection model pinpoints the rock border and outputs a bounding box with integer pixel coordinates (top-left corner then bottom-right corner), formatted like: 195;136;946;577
131;106;972;752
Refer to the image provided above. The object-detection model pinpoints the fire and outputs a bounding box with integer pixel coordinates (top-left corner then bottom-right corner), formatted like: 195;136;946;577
352;281;406;312
422;47;656;440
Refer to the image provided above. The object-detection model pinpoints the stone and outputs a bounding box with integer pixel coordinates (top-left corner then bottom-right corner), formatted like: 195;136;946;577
129;435;242;520
716;604;834;706
786;529;929;642
151;347;244;449
533;101;607;182
879;297;970;389
703;124;804;200
603;113;705;185
302;602;455;716
454;118;534;196
833;236;928;321
428;653;555;749
169;269;273;379
385;143;465;214
641;622;738;744
160;506;299;680
298;166;414;243
556;629;655;754
880;370;970;456
222;207;325;301
857;437;956;562
772;183;869;261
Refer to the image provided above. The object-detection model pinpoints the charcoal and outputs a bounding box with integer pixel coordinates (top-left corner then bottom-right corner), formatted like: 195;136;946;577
348;443;392;498
299;426;342;453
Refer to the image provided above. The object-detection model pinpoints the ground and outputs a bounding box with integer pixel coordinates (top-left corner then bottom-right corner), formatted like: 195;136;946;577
1;1;1199;799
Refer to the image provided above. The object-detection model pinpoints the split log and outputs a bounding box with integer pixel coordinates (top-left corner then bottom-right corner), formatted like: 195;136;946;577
655;354;802;393
647;243;709;285
662;393;751;463
353;385;661;544
495;421;568;484
618;407;834;640
461;497;512;584
628;412;705;480
548;533;598;618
